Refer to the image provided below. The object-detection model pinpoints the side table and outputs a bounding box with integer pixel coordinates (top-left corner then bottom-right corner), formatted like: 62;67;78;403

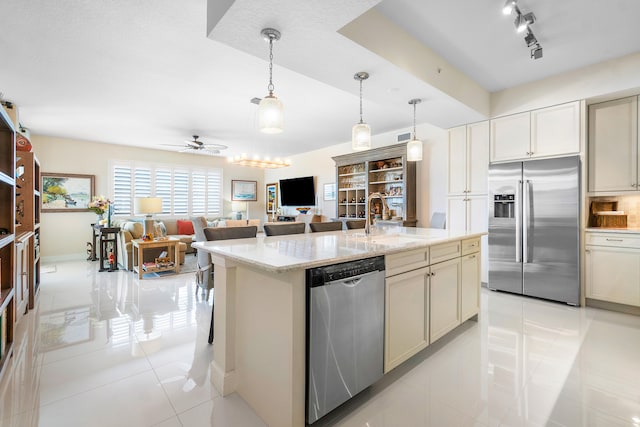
98;227;120;272
131;237;181;279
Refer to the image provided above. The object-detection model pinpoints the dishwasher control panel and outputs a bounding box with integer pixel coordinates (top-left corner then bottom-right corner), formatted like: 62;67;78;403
306;256;385;287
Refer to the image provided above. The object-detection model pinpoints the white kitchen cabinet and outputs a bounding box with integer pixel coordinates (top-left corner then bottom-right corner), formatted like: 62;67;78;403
531;101;581;158
429;257;461;343
460;252;480;321
585;246;640;306
447;195;488;282
585;231;640;307
384;266;429;372
588;96;638;193
490;111;530;162
490;101;581;163
448;121;489;196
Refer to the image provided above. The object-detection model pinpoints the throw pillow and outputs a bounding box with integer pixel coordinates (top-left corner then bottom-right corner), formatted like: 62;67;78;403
177;219;195;235
122;221;144;239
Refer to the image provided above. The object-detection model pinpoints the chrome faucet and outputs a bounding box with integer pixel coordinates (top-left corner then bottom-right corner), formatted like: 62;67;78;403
365;192;389;234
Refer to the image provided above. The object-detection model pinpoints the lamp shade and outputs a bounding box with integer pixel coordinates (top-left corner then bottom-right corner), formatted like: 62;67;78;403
407;138;423;162
258;95;284;134
134;197;162;215
352;122;371;151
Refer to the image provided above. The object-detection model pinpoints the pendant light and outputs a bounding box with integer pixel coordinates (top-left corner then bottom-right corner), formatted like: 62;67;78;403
258;28;284;134
352;71;371;151
407;98;423;162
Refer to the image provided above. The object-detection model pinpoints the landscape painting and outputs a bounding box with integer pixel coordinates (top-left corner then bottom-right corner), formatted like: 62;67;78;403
42;173;95;212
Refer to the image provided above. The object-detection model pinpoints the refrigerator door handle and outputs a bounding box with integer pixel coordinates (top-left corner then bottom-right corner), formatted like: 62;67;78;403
515;180;522;263
523;180;531;264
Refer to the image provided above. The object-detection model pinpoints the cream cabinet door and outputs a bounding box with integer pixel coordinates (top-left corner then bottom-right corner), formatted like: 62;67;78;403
447;196;467;232
490;112;530;162
448;125;467;195
460;253;480;321
430;257;461;342
530;101;581;158
588;96;638;192
385;267;429;372
585;246;640;306
467;121;489;194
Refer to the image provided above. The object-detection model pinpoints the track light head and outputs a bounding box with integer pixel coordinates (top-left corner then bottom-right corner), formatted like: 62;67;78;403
515;12;536;33
524;30;537;47
530;44;543;60
503;0;517;15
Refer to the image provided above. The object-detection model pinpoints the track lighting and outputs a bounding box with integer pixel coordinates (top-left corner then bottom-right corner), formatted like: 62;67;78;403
502;0;516;15
530;44;543;60
503;1;542;60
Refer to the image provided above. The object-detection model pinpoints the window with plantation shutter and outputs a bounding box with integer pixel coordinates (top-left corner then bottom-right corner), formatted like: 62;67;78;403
109;161;223;217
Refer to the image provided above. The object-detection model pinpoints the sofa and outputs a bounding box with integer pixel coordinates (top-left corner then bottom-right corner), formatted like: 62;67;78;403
115;218;196;270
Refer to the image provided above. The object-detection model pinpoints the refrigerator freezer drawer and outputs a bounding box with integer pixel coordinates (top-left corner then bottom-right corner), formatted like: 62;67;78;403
586;232;640;249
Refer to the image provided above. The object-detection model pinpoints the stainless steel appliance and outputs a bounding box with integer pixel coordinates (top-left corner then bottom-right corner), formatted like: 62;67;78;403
488;156;580;305
306;256;385;424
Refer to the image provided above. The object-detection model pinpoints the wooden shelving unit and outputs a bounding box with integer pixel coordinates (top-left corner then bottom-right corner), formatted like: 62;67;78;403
332;143;417;226
0;105;16;383
16;151;41;309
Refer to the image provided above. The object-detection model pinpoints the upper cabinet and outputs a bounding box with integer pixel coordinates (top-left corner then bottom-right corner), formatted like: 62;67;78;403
448;121;489;195
588;96;638;193
333;143;417;227
490;101;581;163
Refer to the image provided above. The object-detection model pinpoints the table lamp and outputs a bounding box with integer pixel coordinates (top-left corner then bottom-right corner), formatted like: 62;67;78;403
134;197;162;237
231;201;246;220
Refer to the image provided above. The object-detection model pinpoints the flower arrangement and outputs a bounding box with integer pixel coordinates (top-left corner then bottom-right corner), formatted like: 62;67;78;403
296;207;311;214
88;195;111;215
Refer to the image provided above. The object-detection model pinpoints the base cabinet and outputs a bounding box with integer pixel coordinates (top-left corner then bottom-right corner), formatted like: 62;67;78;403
460;252;480;321
14;235;30;323
586;245;640;306
384;267;429;372
429;257;461;343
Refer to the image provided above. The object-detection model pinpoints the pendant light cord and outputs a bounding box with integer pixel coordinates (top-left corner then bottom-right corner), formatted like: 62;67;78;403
359;78;363;124
268;37;275;95
412;101;417;139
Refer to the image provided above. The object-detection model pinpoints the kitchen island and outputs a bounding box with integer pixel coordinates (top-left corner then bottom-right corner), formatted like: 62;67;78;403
192;226;485;427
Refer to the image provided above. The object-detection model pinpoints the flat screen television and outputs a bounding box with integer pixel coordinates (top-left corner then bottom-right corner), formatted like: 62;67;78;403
279;176;316;206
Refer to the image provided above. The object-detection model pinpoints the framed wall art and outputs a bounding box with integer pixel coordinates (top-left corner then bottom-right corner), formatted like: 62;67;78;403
231;180;257;201
42;173;95;212
266;182;278;214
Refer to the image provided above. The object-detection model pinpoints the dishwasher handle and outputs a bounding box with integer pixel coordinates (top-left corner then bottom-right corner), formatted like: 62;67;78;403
325;269;382;288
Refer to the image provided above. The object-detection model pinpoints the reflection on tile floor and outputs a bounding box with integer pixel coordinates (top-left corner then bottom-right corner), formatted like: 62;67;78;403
1;258;640;426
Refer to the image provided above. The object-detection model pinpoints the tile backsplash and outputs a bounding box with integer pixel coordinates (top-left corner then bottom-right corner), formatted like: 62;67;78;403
589;195;640;228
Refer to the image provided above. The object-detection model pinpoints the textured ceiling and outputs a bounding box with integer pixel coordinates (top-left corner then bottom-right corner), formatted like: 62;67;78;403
0;0;639;159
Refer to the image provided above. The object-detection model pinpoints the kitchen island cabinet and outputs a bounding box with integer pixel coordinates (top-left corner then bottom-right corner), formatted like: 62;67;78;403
193;227;484;427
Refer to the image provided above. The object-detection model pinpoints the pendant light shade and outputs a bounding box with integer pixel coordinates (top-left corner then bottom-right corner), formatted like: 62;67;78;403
352;72;371;151
407;98;423;162
258;95;284;134
259;28;283;134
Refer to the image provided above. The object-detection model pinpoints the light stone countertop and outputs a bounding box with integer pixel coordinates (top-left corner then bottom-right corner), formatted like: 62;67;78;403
192;226;486;273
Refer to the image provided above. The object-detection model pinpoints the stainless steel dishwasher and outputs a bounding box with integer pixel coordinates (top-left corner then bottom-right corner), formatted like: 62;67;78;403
306;256;385;424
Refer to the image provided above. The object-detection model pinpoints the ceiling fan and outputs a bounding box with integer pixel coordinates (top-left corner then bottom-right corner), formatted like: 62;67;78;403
163;135;228;155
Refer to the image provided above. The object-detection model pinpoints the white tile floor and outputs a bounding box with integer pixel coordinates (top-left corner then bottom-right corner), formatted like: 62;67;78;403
1;257;640;427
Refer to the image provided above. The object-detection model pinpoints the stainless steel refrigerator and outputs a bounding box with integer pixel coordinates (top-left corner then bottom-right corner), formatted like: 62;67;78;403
488;156;580;305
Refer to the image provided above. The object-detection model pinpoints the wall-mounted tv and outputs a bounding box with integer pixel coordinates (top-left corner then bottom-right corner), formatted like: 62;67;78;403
279;176;316;206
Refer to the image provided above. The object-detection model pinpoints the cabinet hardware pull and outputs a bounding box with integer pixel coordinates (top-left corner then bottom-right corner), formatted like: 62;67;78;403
585;249;590;253
605;238;623;242
470;255;476;259
431;272;435;276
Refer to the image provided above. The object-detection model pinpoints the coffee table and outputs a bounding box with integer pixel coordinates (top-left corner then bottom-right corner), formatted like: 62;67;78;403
131;237;181;279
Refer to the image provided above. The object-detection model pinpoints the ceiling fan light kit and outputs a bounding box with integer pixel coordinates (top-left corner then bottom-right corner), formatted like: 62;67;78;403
162;135;228;155
258;28;284;134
